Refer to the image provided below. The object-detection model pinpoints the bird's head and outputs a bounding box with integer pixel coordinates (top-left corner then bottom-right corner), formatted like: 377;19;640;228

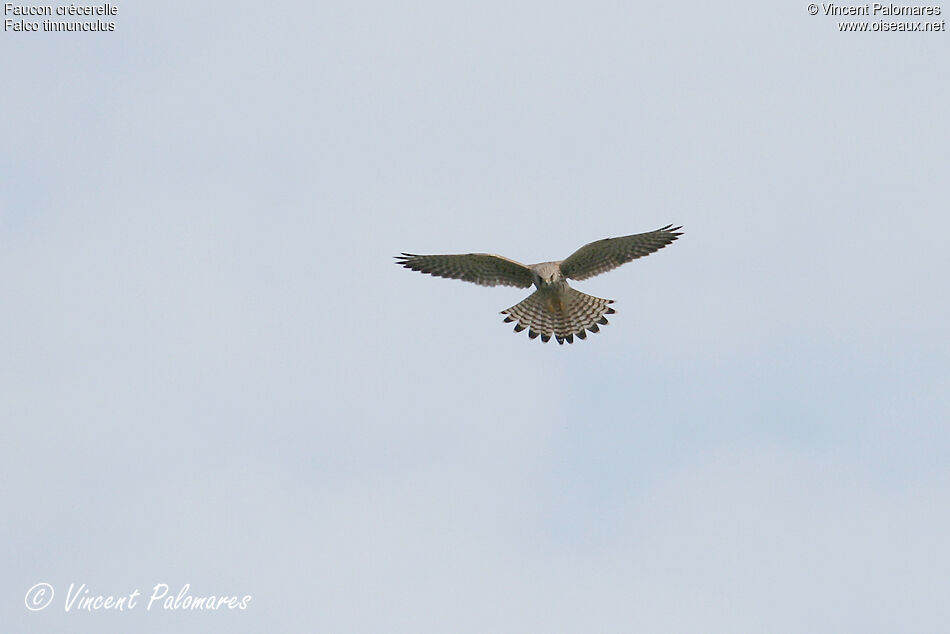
532;262;562;286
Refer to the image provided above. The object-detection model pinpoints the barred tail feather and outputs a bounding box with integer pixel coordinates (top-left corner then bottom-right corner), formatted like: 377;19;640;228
501;286;615;344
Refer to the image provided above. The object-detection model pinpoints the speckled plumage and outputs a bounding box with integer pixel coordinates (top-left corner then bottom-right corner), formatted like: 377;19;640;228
396;224;682;344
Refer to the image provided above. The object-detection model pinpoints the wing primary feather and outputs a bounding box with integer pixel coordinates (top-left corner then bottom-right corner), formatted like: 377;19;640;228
395;252;533;288
559;225;684;281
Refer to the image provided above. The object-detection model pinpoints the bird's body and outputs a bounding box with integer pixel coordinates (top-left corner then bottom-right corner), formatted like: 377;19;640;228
396;225;682;344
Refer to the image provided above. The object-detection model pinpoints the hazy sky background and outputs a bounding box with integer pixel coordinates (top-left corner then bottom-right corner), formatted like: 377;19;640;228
3;2;948;632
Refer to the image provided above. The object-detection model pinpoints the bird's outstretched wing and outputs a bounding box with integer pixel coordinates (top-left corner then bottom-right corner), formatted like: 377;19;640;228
559;225;683;281
395;253;534;288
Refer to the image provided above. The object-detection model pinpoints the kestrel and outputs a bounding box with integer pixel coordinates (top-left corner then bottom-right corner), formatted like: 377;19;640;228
396;224;683;344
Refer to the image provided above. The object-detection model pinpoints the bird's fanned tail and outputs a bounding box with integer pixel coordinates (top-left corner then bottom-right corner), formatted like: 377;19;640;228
501;286;614;344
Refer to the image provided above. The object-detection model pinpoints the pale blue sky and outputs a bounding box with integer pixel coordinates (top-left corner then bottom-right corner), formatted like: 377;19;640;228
3;2;948;632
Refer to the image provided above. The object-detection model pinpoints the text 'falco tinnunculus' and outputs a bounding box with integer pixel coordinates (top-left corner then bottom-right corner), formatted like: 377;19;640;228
396;224;683;344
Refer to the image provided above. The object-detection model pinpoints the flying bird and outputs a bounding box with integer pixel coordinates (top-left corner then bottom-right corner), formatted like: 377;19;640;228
395;224;683;344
